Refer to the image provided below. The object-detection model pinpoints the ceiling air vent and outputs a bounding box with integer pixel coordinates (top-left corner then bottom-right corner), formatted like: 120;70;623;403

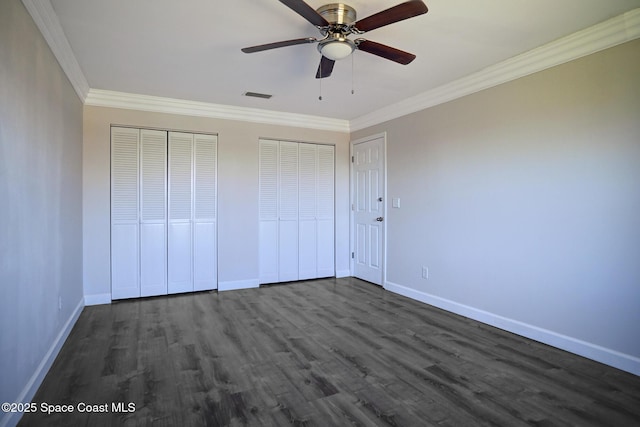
243;91;273;99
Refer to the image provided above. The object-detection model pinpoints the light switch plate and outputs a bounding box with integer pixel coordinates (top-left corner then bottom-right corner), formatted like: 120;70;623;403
392;198;400;208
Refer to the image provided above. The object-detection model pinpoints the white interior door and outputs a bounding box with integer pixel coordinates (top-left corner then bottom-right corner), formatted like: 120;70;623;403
353;136;385;285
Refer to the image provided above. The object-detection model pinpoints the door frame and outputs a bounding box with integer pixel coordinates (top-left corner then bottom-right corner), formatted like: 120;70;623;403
349;132;387;287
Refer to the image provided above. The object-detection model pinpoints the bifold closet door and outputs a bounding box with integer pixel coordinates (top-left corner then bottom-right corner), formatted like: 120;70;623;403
111;127;168;299
168;132;218;294
299;143;335;278
259;139;335;284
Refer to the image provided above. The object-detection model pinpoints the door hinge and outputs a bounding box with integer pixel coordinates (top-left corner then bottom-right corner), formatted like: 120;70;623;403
351;155;354;163
351;252;354;259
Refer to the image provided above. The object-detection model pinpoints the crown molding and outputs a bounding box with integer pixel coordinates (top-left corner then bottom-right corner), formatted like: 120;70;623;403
350;8;640;132
23;0;348;132
25;1;638;134
22;0;90;101
85;89;351;133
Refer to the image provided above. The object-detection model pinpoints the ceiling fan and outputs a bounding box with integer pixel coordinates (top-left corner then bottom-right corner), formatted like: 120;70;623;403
241;0;429;79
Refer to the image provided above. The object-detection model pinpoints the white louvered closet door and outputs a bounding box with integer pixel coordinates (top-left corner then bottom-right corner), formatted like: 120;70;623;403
258;140;335;284
168;132;194;294
112;128;216;299
111;127;141;299
279;141;300;282
298;143;318;280
317;145;335;277
259;140;279;284
193;134;218;291
139;129;167;297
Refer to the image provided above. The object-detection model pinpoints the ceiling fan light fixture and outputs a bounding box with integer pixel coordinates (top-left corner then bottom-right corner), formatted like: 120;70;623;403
318;37;355;61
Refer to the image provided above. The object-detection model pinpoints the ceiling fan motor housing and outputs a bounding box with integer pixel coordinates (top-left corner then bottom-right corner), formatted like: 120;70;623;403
316;3;356;26
316;3;357;60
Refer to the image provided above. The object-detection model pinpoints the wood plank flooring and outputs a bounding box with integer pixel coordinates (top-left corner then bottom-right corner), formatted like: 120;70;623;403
19;277;640;426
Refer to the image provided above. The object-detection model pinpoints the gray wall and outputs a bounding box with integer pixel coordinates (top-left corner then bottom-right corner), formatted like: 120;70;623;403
352;39;640;373
0;0;84;422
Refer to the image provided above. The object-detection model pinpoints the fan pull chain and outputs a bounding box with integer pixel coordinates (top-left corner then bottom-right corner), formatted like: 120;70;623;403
318;69;323;101
351;53;355;95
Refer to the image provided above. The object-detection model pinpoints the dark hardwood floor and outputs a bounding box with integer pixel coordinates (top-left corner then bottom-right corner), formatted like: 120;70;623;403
19;277;640;426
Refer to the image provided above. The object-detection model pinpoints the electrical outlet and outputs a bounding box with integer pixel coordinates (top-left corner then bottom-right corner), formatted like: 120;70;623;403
421;266;429;279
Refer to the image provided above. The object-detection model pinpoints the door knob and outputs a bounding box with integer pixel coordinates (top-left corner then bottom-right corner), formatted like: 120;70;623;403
376;217;384;222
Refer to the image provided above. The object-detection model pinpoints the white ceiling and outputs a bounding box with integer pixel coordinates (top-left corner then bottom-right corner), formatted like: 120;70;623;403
49;0;640;122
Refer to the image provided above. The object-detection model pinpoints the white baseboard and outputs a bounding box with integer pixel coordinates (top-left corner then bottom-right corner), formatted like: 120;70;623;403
335;269;351;278
218;279;260;292
384;281;640;376
83;293;111;306
0;298;84;427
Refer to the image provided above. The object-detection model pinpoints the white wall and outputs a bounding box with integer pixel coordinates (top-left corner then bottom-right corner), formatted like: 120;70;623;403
83;107;350;303
0;1;84;425
352;39;640;374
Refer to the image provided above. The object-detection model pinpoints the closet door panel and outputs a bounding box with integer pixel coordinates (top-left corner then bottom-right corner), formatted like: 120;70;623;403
140;129;167;297
317;144;335;276
111;127;140;299
259;140;279;283
279;141;299;281
168;132;194;294
193;133;218;291
298;143;317;279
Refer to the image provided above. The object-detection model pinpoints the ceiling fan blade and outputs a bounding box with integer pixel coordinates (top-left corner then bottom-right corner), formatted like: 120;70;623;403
353;0;428;33
356;39;416;65
241;37;317;53
316;56;335;79
279;0;330;27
